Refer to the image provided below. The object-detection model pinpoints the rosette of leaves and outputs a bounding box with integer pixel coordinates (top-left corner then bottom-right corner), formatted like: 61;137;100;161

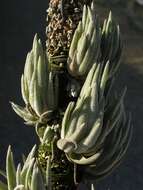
11;34;59;127
57;61;132;181
0;146;52;190
67;6;121;79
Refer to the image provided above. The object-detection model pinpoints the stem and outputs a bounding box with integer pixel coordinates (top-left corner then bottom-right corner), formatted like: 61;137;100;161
74;164;78;186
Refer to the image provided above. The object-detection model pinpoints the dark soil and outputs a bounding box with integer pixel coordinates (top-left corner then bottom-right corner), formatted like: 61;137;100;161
0;1;143;190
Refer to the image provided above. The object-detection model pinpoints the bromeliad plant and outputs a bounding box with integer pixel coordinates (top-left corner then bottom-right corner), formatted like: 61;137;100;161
0;1;132;190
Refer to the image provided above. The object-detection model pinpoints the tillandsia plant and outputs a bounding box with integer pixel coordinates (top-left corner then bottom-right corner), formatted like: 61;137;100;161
0;0;132;190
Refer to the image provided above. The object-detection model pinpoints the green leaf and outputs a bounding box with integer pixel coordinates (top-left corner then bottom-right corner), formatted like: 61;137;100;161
6;146;16;190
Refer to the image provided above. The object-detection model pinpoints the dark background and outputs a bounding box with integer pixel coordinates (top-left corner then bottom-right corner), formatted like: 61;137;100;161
0;0;48;166
0;1;143;189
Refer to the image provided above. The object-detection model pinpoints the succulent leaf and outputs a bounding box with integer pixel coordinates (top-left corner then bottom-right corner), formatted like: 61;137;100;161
6;146;16;190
